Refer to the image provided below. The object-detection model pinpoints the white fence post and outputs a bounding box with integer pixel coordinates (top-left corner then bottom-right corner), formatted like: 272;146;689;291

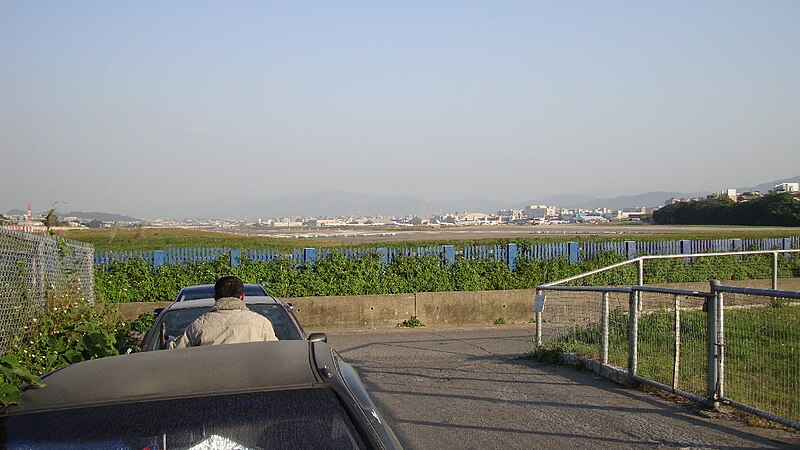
628;289;639;380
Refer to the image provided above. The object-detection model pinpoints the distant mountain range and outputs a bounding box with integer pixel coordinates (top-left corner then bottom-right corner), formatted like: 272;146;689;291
186;175;800;217
6;176;798;220
527;192;712;211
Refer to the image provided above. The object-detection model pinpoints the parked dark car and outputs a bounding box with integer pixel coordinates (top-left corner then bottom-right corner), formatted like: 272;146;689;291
141;296;324;351
175;283;269;301
1;341;402;449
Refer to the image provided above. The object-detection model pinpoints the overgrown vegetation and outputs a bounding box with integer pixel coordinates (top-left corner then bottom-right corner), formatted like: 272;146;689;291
59;227;800;252
397;316;425;328
653;193;800;226
1;289;154;407
94;251;800;302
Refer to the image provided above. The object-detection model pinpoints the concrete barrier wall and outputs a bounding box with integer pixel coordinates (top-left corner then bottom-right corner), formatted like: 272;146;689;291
289;294;415;329
415;290;534;325
115;278;800;327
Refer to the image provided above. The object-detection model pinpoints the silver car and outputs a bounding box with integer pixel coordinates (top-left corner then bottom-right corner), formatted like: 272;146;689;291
141;296;326;351
175;283;269;301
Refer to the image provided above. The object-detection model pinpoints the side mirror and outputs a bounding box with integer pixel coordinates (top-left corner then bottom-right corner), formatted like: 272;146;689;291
308;332;327;343
153;308;164;318
286;302;294;311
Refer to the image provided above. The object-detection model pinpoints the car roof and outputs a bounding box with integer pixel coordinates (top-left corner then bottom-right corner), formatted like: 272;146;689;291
6;341;324;415
179;284;264;292
165;295;281;311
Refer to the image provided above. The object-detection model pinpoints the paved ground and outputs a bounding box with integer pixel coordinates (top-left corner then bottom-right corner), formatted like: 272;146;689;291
327;326;799;449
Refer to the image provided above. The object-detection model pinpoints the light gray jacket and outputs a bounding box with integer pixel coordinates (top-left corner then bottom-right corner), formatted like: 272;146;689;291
171;297;278;348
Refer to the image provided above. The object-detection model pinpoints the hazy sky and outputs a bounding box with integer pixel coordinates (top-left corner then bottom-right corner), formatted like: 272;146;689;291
2;1;799;218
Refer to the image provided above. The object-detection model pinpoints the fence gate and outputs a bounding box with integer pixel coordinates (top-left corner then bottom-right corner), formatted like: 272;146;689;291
629;287;713;406
710;285;800;428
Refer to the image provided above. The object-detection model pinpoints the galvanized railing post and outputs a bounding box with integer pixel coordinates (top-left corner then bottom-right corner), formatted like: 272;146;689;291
638;258;644;286
601;291;609;365
637;259;644;312
717;286;725;401
772;251;778;290
534;289;543;347
628;289;639;380
672;294;681;392
707;280;720;408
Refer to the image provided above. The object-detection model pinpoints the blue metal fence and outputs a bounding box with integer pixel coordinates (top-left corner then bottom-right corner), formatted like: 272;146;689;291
94;236;800;271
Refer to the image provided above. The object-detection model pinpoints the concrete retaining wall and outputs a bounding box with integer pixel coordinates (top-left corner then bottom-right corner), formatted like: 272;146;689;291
114;278;800;327
289;294;415;329
289;289;535;328
415;290;534;325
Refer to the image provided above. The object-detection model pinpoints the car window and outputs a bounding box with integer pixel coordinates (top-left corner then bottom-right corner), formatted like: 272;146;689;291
248;304;303;341
146;304;302;350
2;388;365;450
244;285;269;296
177;285;268;301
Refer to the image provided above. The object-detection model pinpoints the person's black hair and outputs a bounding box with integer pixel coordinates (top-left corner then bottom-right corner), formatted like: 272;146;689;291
215;276;244;299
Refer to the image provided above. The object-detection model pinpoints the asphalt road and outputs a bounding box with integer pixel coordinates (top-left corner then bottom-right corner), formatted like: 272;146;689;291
327;326;799;449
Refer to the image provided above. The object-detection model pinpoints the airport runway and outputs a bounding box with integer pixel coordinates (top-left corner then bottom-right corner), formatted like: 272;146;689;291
225;224;800;243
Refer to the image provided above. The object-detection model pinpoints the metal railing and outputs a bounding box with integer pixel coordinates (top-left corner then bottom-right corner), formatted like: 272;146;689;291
534;248;800;429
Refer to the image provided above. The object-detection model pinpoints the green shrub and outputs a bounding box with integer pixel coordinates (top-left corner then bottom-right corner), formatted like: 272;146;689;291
397;316;425;328
1;287;133;407
93;251;800;303
0;355;45;407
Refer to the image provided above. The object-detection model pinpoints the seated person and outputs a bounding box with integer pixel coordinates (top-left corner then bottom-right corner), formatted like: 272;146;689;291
171;276;277;348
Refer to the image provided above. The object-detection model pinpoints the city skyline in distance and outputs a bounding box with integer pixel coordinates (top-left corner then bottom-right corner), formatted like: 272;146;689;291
5;175;798;221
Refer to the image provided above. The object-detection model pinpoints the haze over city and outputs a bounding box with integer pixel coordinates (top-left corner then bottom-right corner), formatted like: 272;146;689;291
2;2;799;219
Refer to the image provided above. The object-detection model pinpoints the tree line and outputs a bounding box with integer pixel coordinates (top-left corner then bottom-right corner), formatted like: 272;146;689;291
652;193;800;226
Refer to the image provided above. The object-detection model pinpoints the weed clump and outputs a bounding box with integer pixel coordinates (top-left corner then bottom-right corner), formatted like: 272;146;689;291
397;316;425;328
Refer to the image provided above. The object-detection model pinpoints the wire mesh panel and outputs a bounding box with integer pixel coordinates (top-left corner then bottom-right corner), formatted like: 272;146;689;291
605;295;631;369
635;290;708;398
719;292;799;424
0;228;94;355
538;289;628;367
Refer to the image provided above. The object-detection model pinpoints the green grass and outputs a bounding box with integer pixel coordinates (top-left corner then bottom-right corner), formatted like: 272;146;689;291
58;226;798;252
57;228;327;252
539;306;799;422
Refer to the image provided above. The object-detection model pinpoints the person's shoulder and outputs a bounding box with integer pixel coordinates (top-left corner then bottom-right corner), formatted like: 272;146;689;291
190;310;219;326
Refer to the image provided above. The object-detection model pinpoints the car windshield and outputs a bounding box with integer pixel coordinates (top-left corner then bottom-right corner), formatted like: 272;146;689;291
146;304;302;350
2;388;365;450
177;285;268;301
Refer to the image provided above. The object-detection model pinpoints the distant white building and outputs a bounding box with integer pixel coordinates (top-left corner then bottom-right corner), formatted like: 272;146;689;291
460;212;493;224
574;213;608;223
774;183;799;193
270;218;303;227
615;208;647;220
497;209;524;222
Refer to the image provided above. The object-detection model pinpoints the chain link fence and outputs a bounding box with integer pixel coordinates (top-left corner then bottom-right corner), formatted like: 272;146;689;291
534;287;630;369
715;288;800;425
0;228;94;355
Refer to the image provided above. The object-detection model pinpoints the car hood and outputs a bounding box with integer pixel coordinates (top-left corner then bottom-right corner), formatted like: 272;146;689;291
7;341;321;415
